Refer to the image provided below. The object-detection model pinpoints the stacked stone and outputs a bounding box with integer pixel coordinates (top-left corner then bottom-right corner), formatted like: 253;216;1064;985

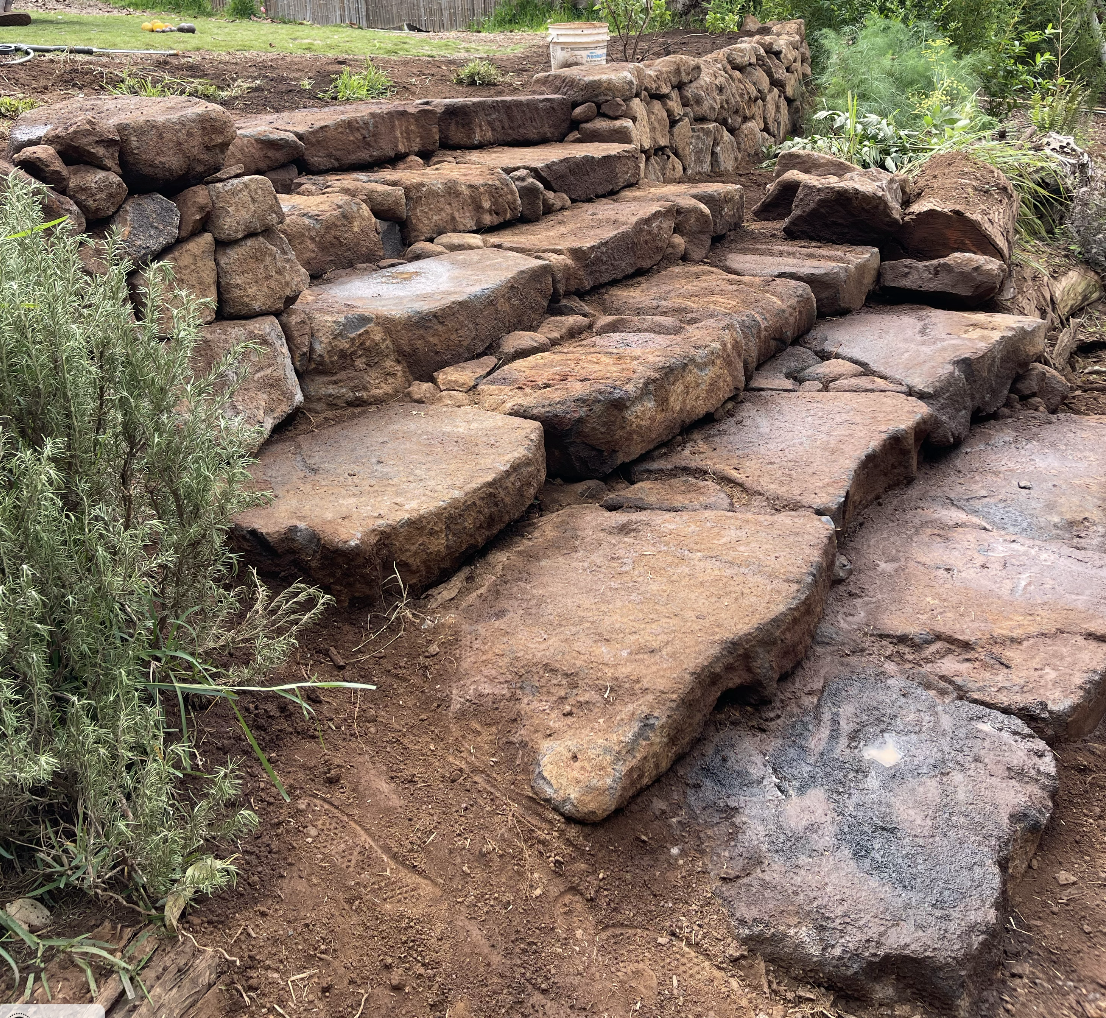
537;19;809;180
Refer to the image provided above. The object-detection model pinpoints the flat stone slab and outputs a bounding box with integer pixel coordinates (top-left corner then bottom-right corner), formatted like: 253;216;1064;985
452;505;836;822
475;319;746;478
234;103;438;174
708;232;880;316
485;201;675;295
359;163;521;243
287;249;552;410
879;252;1007;308
590;264;817;380
457;142;641;202
802;306;1046;445
602;476;733;512
607;180;745;235
431;95;571;148
824;416;1106;743
633;391;933;528
673;671;1056;1012
231;404;546;599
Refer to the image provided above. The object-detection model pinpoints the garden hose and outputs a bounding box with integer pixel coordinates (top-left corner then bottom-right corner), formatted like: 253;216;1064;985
0;43;188;63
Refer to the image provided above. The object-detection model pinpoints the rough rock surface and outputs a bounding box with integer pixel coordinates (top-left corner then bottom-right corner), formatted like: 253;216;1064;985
276;193;383;276
291;173;407;221
457;142;641;202
635;391;932;527
590;265;817;380
609;181;745;235
601;476;733;512
1012;362;1070;411
880;252;1006;307
172;184;212;240
206;174;285;242
751;169;819;220
365;164;521;243
11;144;69;189
773;150;859;178
431;96;572;148
803;307;1046;445
532;64;643;105
672;671;1056;1013
65;164;128;221
709;232;879;316
10;96;236;190
225;124;306;176
130;232;218;331
106;193;180;264
476;320;746;478
606;190;714;261
452;505;836;822
234;103;438;174
823;416;1106;743
232;404;545;597
897;152;1017;264
192;316;303;452
289;250;552;409
784;170;903;244
215;229;309;318
486;202;675;295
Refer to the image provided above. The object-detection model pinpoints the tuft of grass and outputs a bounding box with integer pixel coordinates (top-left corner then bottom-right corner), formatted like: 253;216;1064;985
103;68;259;101
0;95;38;120
321;59;395;100
224;0;260;17
452;58;503;85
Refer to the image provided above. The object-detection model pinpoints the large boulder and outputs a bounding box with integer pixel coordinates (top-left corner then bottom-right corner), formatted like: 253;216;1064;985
361;164;522;243
773;149;859;178
451;505;836;822
214;229;309;318
130;231;218;332
104;193;181;264
634;390;933;527
64;164;127;221
485;201;676;295
233;103;439;174
531;64;643;105
276;193;383;276
9;96;236;191
457;142;641;202
225;124;306;176
897;152;1018;264
803;307;1046;445
610;180;744;235
287;250;552;410
783;169;903;244
192;315;302;453
290;172;407;222
231;404;546;598
431;95;572;148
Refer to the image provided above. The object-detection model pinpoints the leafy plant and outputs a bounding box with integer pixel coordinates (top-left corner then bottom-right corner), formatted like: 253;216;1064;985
0;174;339;917
225;0;260;17
452;58;504;84
321;60;395;100
595;0;672;61
104;69;219;99
0;96;38;120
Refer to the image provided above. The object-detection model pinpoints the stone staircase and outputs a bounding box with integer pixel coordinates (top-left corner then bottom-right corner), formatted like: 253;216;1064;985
6;34;1100;1013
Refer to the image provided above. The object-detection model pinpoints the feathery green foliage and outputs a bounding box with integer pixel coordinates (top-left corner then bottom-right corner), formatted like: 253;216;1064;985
452;58;505;84
0;176;330;912
321;60;396;100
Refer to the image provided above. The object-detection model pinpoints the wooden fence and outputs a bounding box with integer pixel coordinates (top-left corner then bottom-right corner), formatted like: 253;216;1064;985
255;0;501;31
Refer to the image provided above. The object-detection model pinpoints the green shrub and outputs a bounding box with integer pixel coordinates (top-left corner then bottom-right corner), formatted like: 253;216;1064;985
452;58;504;85
475;0;594;32
596;0;672;61
225;0;260;17
0;176;329;913
322;60;395;100
816;15;985;131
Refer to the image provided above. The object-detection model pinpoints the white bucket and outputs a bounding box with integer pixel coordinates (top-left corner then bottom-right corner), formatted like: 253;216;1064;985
547;22;608;70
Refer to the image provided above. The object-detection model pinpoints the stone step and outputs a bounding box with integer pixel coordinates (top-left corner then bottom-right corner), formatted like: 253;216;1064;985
484;201;676;296
449;504;836;822
801;306;1046;445
632;391;933;528
475;269;818;478
455;142;641;202
475;319;746;479
605;179;746;236
660;670;1056;1014
821;415;1106;743
430;96;572;148
231;404;546;599
707;229;879;316
280;249;552;411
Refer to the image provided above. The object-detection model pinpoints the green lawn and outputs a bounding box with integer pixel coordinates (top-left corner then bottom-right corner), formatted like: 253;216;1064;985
0;13;540;57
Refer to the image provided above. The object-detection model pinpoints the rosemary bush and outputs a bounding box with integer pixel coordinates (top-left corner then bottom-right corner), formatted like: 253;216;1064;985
0;176;327;912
